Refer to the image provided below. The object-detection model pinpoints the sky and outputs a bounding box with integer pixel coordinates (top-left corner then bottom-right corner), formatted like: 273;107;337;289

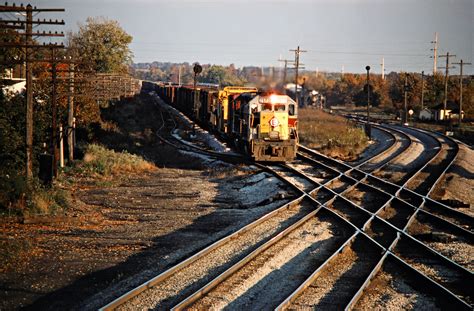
28;0;474;74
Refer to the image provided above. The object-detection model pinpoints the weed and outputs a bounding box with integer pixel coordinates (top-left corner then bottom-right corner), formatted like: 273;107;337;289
299;108;368;160
75;143;156;178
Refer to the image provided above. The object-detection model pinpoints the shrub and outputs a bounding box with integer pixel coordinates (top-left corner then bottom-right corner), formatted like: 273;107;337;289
79;143;156;177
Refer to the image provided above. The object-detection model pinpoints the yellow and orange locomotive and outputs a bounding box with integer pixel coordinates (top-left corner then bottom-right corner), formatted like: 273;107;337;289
149;82;298;162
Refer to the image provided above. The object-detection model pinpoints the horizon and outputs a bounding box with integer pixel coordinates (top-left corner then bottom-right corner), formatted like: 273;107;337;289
39;0;473;75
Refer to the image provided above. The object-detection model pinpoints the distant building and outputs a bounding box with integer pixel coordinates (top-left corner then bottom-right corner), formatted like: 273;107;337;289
2;81;26;96
433;102;464;121
419;108;434;120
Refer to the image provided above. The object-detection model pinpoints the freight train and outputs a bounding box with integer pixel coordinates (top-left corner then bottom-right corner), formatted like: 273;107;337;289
143;81;298;162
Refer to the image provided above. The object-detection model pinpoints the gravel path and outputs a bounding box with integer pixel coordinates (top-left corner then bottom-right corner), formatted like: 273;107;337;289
187;211;351;310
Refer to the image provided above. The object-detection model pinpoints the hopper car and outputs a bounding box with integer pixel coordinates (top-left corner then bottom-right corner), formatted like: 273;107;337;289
144;81;298;162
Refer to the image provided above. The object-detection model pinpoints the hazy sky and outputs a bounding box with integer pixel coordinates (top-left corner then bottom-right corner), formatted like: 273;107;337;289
33;0;473;74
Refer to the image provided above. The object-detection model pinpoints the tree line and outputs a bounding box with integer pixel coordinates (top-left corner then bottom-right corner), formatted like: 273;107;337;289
0;17;133;211
132;62;473;118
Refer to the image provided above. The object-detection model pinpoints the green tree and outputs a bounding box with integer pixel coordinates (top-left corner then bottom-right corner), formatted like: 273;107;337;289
70;17;133;73
201;65;246;86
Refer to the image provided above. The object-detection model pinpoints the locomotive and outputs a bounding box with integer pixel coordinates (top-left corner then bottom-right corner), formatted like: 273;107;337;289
145;81;298;162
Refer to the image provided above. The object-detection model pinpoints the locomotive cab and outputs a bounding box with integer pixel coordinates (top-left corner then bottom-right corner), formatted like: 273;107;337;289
233;93;298;162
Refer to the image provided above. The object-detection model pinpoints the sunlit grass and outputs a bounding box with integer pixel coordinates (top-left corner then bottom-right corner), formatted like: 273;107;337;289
298;108;368;160
80;143;156;177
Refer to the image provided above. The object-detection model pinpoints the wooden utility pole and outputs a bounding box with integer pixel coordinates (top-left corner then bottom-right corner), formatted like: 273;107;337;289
431;32;438;75
404;73;409;125
67;61;75;162
0;3;65;180
452;60;472;126
439;52;456;122
25;4;33;179
380;57;385;80
289;46;306;106
278;58;292;85
421;71;425;110
50;47;59;177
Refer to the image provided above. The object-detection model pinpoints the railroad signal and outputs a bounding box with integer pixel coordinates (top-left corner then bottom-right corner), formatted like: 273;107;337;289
193;64;202;74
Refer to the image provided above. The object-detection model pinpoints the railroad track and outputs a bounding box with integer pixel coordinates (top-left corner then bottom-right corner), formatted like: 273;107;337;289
282;125;473;309
99;103;472;310
154;93;245;164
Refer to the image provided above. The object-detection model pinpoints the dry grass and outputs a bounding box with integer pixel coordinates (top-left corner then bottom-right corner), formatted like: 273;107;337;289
81;144;156;177
298;108;368;160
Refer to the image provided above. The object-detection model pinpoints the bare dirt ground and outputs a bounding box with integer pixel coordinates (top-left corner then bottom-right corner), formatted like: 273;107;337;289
0;93;294;310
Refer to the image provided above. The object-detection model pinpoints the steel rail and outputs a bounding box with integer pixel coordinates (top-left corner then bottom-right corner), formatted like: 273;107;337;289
170;162;395;310
297;143;471;237
283;126;472;309
299;127;473;233
170;198;331;311
338;125;470;309
98;193;308;311
100;95;301;310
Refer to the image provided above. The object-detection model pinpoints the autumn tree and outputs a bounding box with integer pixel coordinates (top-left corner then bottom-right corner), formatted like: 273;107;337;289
70;17;133;73
200;65;246;86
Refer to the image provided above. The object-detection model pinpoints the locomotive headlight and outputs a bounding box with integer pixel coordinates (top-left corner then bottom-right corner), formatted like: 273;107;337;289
270;94;278;104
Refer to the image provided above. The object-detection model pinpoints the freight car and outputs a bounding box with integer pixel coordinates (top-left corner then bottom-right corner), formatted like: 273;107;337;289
149;81;298;162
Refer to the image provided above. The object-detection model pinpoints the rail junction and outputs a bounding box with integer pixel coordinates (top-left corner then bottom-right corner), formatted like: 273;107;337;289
100;94;473;310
